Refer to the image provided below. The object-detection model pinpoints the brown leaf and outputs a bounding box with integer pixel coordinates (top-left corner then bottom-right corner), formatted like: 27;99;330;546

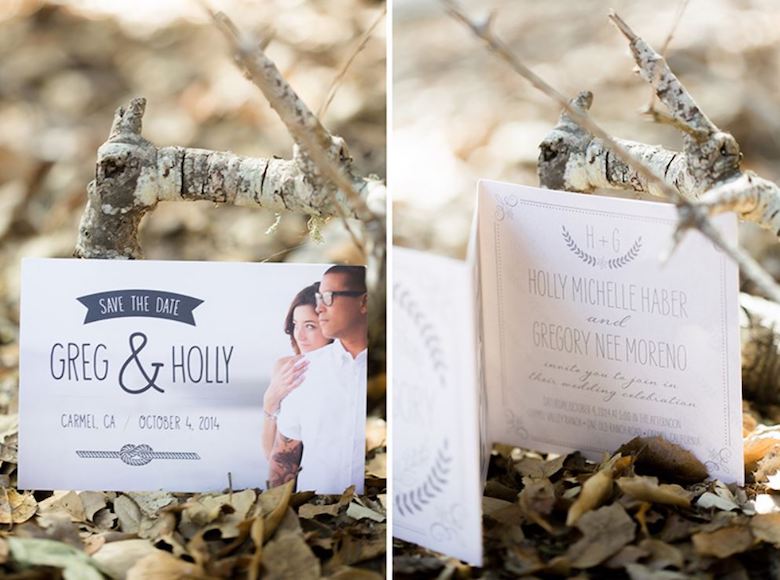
624;563;689;579
515;454;566;479
365;417;386;452
616;476;691;507
80;491;108;522
328;567;384;579
126;550;212;580
755;446;780;483
604;544;648;569
518;477;556;532
692;524;755;558
618;436;707;483
37;491;85;522
345;501;385;522
299;486;354;519
565;503;636;568
114;495;142;534
0;488;37;524
92;539;160;580
365;453;386;478
566;468;613;526
93;507;118;530
750;512;780;546
138;512;176;541
248;516;263;580
258;480;294;542
637;538;684;570
262;529;321;580
0;537;9;565
328;533;386;570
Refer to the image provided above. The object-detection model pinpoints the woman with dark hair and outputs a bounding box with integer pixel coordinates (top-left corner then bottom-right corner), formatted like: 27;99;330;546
262;282;332;459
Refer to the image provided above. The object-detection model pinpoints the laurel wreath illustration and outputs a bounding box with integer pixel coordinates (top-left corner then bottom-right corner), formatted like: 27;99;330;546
76;443;201;466
394;282;447;385
561;226;642;270
395;440;452;516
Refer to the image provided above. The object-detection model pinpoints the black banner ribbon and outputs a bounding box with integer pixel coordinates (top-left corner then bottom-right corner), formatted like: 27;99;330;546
77;290;204;326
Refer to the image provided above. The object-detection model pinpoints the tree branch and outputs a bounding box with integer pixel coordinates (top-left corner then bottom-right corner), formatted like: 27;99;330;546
74;97;382;259
442;0;780;303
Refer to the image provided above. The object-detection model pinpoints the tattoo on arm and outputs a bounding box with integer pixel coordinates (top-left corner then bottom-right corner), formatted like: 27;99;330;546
268;432;303;488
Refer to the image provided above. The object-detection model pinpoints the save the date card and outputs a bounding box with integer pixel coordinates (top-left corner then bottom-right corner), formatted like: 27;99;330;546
19;259;367;493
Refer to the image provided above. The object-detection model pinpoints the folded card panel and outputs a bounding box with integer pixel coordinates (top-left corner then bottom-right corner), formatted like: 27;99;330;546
477;180;742;484
393;247;484;565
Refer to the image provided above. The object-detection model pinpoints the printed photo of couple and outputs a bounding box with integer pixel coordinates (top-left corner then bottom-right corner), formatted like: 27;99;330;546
261;265;368;494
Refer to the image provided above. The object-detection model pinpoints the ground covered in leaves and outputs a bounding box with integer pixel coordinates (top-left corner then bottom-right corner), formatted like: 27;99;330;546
395;425;780;579
0;0;386;578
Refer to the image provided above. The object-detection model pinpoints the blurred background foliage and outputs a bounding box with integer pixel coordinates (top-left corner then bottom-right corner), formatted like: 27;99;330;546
0;0;386;414
393;0;780;275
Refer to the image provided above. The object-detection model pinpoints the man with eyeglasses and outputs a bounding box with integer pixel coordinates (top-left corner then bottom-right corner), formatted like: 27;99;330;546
268;265;368;493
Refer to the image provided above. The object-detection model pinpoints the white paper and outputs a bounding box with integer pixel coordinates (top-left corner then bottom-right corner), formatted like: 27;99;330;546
19;258;366;493
478;180;743;484
393;248;483;566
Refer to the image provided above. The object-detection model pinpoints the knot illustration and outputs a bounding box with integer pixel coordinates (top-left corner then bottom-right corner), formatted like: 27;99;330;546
120;443;155;466
119;332;164;394
77;443;200;465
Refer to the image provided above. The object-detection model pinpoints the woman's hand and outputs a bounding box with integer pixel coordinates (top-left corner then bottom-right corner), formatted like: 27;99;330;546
263;356;310;415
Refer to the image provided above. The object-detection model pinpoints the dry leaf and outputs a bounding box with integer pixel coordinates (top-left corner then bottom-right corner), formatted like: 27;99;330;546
0;537;9;564
750;512;780;546
366;453;386;478
299;486;354;519
328;567;384;579
114;495;142;534
0;488;37;524
38;491;85;522
696;491;739;511
624;563;689;579
692;524;756;558
617;476;691;508
346;501;385;522
755;446;780;482
566;468;613;526
92;539;160;580
754;494;780;514
126;550;210;580
138;512;177;541
638;538;684;570
328;533;386;570
604;545;648;569
744;424;780;468
125;492;176;518
518;477;556;532
619;436;707;483
8;537;103;580
566;503;636;568
263;529;321;580
259;480;294;542
515;454;566;479
248;516;264;580
365;417;386;452
79;491;108;522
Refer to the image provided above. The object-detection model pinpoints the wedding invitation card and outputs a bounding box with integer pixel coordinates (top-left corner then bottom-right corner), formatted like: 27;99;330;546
393;180;742;565
19;259;367;493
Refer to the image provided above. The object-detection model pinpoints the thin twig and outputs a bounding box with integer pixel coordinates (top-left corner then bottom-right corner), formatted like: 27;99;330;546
319;7;387;118
204;6;385;260
443;0;780;303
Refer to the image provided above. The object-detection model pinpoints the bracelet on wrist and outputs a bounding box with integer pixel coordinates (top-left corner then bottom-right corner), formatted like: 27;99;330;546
264;409;279;420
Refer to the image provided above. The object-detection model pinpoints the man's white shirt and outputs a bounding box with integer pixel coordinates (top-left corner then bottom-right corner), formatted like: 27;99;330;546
277;340;367;493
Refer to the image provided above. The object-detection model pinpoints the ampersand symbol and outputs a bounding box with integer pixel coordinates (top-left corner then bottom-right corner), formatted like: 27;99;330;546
119;332;164;394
